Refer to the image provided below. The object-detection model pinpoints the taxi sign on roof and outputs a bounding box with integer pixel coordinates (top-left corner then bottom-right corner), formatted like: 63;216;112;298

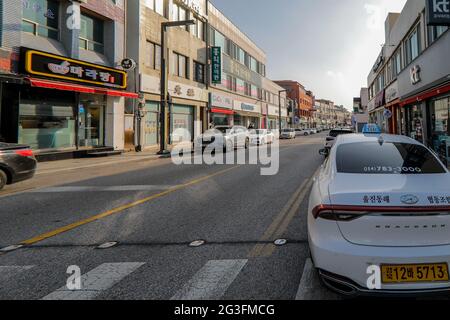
362;124;382;134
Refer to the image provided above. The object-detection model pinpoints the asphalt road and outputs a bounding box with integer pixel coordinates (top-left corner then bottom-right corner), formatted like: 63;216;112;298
0;133;341;300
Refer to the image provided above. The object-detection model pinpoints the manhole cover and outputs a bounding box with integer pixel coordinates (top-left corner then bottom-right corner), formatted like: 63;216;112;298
96;242;118;249
189;240;205;247
274;239;288;246
0;244;24;252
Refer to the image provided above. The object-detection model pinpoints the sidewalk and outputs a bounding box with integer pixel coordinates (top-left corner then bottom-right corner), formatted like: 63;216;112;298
0;149;167;197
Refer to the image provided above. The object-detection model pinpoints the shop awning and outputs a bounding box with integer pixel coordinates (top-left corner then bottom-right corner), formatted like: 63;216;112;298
211;107;234;115
400;83;450;107
28;78;139;99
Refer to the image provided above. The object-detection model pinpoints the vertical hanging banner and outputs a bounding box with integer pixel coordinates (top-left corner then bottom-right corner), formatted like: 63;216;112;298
211;47;222;84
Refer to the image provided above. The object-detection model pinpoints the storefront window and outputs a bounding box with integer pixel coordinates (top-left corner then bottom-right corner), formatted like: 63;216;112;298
78;94;105;147
430;96;450;163
212;114;230;126
144;102;159;146
22;0;59;40
171;105;194;143
19;102;76;150
406;104;424;143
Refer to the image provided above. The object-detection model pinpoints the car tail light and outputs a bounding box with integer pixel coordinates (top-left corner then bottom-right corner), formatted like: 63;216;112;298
312;205;370;221
312;205;450;221
14;149;34;157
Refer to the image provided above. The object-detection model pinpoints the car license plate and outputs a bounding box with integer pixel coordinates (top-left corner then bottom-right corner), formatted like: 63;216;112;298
381;263;449;284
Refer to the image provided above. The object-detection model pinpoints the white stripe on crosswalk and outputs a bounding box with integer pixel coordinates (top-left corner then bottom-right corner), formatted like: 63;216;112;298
41;262;145;300
30;185;175;193
0;266;34;281
171;259;247;300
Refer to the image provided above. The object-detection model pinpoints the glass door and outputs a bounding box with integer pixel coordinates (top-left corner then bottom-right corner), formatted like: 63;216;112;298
78;94;105;147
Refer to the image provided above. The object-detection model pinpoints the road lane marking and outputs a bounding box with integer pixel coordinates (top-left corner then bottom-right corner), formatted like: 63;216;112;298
30;185;176;193
19;166;241;246
248;168;319;258
171;260;247;300
41;262;144;300
11;141;320;248
247;179;308;258
295;258;315;300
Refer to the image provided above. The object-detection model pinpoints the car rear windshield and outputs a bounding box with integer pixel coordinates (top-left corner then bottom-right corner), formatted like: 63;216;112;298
336;142;446;174
329;130;352;137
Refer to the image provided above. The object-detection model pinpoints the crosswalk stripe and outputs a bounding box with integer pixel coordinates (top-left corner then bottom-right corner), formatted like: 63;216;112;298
30;185;175;193
41;262;145;300
0;266;34;281
171;259;247;300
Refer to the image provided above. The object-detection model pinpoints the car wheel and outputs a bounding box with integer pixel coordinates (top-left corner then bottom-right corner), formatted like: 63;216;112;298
304;133;308;136
0;169;7;191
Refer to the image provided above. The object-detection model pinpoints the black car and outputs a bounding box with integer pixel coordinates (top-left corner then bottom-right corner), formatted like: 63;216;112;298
0;143;37;190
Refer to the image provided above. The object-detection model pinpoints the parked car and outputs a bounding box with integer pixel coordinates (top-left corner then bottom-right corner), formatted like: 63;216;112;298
310;133;450;296
324;128;354;151
309;128;318;134
280;128;296;139
249;129;274;145
295;129;310;136
0;143;37;190
198;126;250;151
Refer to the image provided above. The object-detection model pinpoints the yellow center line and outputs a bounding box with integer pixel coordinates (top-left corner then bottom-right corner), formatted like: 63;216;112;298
248;167;320;258
17;141;316;247
20;165;241;246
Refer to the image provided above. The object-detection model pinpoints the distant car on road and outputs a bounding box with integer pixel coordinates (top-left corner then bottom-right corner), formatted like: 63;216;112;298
198;126;250;151
295;129;310;136
249;129;274;145
310;133;450;297
0;143;37;190
280;128;296;139
324;128;354;151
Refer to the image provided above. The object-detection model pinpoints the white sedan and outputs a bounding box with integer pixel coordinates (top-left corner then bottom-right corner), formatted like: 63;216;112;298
249;129;275;145
309;133;450;296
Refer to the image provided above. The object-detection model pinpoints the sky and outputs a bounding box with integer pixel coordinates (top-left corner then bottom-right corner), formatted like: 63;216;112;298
210;0;408;110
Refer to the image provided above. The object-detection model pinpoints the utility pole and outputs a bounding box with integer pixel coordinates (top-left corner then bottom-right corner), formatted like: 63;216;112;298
158;20;195;156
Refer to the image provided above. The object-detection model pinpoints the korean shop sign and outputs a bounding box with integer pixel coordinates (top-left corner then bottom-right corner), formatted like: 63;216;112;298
211;47;222;84
427;0;450;26
22;48;127;89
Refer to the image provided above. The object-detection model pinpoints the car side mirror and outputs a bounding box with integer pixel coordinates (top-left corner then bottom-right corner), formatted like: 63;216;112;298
319;148;329;156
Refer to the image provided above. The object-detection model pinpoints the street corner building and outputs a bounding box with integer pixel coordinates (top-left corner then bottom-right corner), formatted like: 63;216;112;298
367;0;450;164
0;0;136;160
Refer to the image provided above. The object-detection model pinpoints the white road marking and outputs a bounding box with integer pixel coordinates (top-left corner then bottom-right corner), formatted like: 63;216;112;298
171;259;248;300
295;258;316;300
30;185;175;193
41;262;145;300
295;258;341;300
0;266;34;281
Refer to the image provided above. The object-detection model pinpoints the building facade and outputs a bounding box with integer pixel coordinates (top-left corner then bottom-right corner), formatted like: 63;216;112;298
208;4;287;131
274;80;314;129
0;0;133;157
126;0;288;152
367;0;449;163
126;0;209;151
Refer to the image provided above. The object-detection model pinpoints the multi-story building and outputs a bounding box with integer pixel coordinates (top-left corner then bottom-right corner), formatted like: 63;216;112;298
274;80;314;129
0;0;134;159
126;0;288;151
316;99;335;127
126;0;209;151
208;4;287;131
367;0;449;164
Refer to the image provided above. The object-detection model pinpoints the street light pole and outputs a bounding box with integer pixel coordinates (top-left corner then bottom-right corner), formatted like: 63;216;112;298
158;20;195;156
278;89;287;134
